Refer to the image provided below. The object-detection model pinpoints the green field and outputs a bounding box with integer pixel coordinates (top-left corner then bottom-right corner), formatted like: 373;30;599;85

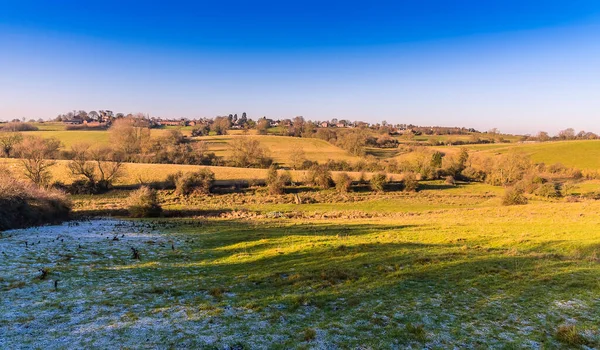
2;186;600;348
443;140;600;170
13;126;600;171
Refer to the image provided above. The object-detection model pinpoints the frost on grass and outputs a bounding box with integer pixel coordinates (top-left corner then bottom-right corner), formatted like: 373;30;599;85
1;219;600;349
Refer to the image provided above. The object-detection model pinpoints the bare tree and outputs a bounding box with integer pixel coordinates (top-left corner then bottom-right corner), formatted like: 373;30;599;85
558;128;576;140
289;145;306;170
536;131;550;142
15;136;61;186
256;118;270;135
68;143;125;191
211;116;231;135
109;117;151;158
228;137;272;168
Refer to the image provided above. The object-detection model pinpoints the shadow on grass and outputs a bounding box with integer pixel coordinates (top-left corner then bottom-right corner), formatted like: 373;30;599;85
72;208;236;218
54;218;600;347
418;183;458;191
104;220;598;302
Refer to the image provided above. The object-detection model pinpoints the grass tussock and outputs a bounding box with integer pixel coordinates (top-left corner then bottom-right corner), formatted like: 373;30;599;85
554;325;591;346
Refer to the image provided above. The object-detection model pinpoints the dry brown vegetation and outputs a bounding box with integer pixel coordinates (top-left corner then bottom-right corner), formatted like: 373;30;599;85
0;168;70;230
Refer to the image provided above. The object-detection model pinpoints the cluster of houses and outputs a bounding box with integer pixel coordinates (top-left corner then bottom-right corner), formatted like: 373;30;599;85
57;110;474;136
60;113;367;130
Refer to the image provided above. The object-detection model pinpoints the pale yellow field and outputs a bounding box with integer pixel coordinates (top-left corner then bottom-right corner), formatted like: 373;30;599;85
196;135;361;166
18;129;358;166
24;129;187;148
0;158;401;185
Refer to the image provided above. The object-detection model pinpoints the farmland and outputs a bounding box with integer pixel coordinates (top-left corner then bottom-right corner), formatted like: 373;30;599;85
2;124;600;348
2;189;600;348
12;124;600;171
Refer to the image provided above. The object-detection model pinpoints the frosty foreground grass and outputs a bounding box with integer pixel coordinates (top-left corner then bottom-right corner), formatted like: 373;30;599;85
1;201;600;349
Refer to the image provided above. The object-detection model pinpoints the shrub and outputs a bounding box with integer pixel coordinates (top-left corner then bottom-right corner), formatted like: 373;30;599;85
266;165;279;185
461;166;486;182
279;170;293;186
0;171;71;231
306;165;333;189
164;171;184;189
535;182;561;198
514;174;547;194
370;172;388;192
127;186;162;218
403;172;419;192
175;169;215;196
483;152;532;186
570;169;583;179
334;172;353;193
266;166;285;195
502;188;528;206
267;178;285;195
293;159;313;170
0;122;39;132
0;132;23;157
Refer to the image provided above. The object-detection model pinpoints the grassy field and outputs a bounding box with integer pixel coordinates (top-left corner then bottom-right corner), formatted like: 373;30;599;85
434;140;600;170
13;125;600;171
18;127;359;165
2;190;600;348
197;135;361;166
24;128;185;148
0;158;403;186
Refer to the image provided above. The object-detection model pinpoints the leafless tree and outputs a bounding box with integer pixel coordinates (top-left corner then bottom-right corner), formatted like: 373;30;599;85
15;136;61;186
68;143;125;191
109;117;151;158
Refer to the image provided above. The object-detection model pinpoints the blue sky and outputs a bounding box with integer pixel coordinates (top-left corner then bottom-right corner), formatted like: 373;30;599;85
1;1;599;134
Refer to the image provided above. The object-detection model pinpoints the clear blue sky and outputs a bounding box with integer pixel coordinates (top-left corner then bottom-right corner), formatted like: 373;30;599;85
1;1;599;134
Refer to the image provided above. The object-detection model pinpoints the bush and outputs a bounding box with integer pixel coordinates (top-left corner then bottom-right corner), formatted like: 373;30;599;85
535;182;561;198
502;188;528;206
370;172;388;192
266;165;279;185
66;179;105;195
403;172;419;192
306;165;333;189
334;172;353;193
461;166;486;182
164;171;184;189
127;186;162;218
267;178;285;195
266;166;285;195
0;122;39;132
279;170;293;186
514;174;547;194
175;169;215;196
0;171;71;230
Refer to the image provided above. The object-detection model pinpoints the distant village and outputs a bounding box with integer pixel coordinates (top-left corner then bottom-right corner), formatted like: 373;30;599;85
46;110;478;136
